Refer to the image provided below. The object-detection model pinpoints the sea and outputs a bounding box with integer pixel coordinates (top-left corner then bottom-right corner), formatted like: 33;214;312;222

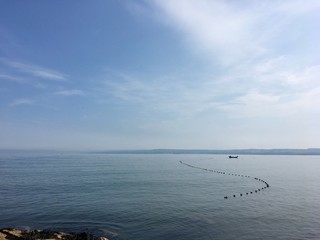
0;151;319;240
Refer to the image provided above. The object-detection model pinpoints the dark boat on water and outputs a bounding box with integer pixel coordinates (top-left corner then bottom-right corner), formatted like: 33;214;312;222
229;155;238;158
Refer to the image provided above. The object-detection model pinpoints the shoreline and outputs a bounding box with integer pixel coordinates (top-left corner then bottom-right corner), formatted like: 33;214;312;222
0;228;109;240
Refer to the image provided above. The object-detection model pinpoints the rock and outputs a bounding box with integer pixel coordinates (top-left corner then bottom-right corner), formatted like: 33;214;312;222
0;228;23;239
0;228;109;240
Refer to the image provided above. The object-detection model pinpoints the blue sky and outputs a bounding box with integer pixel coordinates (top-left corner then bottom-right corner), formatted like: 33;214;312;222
1;0;320;150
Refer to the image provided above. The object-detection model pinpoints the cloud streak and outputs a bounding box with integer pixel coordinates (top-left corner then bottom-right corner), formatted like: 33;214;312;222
54;89;85;96
148;0;320;65
121;0;320;121
103;67;320;120
0;74;24;83
0;58;67;81
10;98;34;107
147;1;262;65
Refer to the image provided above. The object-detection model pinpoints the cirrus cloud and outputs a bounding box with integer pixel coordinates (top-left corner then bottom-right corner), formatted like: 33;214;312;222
10;98;34;107
54;89;85;96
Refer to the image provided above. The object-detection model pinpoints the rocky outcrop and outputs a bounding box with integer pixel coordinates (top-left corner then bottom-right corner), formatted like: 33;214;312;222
0;228;109;240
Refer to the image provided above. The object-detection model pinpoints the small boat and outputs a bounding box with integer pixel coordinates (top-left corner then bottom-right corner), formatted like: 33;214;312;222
229;155;238;158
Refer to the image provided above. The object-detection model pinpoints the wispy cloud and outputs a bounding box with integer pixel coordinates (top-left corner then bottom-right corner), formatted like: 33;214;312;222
0;74;24;83
276;0;320;15
144;1;261;65
102;71;234;116
102;59;320;120
54;89;85;96
0;58;67;81
122;0;320;121
147;0;320;66
10;98;34;107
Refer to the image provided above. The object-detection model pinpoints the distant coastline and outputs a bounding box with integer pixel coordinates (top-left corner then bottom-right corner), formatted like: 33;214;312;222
1;148;320;155
92;148;320;155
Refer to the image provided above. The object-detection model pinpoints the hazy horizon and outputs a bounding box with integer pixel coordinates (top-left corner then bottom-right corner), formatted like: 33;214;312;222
1;147;320;154
1;1;320;150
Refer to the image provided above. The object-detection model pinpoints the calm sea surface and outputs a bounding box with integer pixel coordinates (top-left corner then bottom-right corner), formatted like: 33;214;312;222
0;151;319;239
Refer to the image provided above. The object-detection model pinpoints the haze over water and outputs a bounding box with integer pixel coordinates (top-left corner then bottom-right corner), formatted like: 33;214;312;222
1;151;319;240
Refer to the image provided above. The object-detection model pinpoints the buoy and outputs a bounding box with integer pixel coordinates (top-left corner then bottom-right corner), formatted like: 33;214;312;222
179;160;270;199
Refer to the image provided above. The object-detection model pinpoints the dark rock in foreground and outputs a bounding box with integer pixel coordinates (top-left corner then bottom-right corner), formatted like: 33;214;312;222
0;228;109;240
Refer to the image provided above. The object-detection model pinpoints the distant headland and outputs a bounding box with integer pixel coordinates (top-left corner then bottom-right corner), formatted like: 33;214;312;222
92;148;320;155
1;148;320;155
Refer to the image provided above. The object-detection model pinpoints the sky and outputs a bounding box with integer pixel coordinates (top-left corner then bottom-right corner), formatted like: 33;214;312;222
0;0;320;150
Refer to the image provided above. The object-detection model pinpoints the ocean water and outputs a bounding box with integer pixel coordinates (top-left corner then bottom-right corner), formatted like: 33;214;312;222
0;151;319;239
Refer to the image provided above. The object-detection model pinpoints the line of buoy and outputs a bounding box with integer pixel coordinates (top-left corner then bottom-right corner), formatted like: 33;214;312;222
179;160;270;199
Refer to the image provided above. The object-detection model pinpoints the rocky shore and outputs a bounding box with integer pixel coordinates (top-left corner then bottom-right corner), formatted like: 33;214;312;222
0;228;109;240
